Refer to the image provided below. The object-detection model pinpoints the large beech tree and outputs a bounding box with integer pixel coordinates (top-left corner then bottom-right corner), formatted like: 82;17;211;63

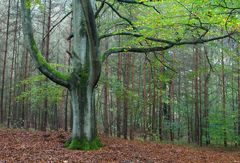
21;0;238;150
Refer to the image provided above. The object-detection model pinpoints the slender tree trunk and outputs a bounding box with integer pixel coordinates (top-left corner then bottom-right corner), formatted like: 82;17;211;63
12;3;21;127
169;80;174;141
177;70;181;140
159;57;164;140
116;53;122;137
143;57;147;139
184;70;191;143
123;54;131;139
231;59;236;146
152;68;157;134
23;49;29;128
109;92;113;136
8;0;19;127
199;50;203;146
194;46;200;145
103;58;109;136
40;0;47;130
221;42;227;147
130;55;135;140
42;0;52;131
159;81;163;140
148;68;152;136
203;46;210;145
0;0;11;124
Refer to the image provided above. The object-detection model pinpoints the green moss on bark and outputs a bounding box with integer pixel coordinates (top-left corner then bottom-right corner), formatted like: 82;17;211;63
65;137;103;150
80;137;90;150
31;40;70;81
68;138;82;150
90;137;103;150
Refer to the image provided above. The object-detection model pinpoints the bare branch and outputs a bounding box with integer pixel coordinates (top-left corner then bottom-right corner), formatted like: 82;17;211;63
43;11;72;41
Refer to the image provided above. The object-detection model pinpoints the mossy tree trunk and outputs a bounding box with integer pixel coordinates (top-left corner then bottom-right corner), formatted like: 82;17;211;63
68;0;100;144
21;0;101;150
69;78;98;148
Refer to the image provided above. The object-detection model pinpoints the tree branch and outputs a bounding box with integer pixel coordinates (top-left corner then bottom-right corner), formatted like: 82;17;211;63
100;32;176;44
95;0;105;18
21;0;70;88
100;31;236;46
102;44;174;62
102;31;237;62
43;11;72;41
101;1;136;29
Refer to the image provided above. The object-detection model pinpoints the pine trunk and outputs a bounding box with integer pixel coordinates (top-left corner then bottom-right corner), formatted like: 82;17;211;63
221;42;227;147
116;53;122;137
0;0;11;124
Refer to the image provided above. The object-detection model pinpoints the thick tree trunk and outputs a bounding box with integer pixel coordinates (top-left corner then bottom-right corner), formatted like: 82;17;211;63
70;84;96;141
67;0;101;149
67;62;101;150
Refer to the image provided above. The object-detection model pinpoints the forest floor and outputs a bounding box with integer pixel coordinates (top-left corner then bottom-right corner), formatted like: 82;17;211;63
0;128;240;163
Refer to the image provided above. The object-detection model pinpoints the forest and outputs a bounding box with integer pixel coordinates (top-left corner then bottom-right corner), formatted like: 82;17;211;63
0;0;240;162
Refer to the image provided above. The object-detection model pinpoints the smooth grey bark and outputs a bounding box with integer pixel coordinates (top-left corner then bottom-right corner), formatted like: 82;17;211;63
69;0;100;141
